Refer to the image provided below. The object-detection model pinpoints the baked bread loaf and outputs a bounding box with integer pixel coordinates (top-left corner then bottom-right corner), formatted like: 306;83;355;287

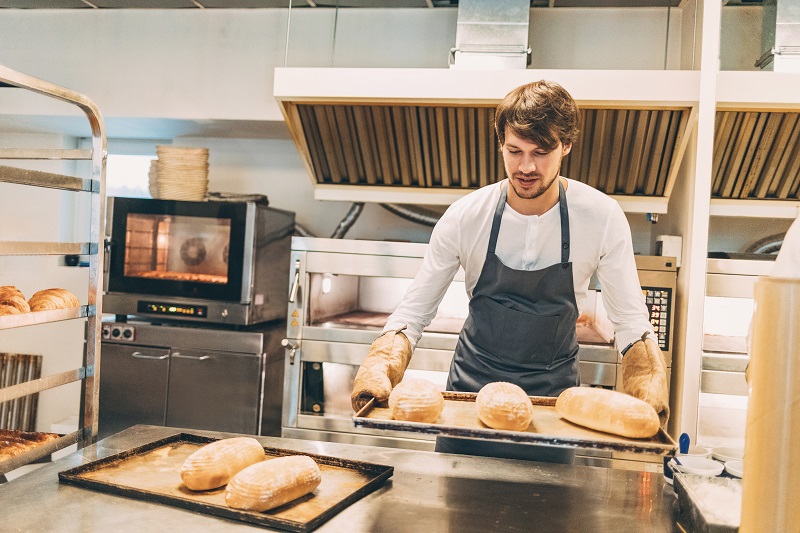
0;287;30;314
28;288;80;312
181;437;265;491
388;378;444;423
225;455;322;512
0;304;23;316
475;382;534;431
555;386;660;439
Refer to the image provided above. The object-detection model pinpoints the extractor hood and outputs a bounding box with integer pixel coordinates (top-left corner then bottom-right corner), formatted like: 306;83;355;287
274;67;698;213
273;0;696;213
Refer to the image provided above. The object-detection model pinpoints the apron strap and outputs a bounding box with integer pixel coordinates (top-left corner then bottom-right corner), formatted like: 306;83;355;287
558;178;570;265
487;182;507;255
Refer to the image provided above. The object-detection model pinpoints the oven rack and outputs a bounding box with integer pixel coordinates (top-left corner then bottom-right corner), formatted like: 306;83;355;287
0;63;106;476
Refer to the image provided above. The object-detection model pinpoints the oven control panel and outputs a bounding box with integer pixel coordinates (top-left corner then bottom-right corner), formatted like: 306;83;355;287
102;323;135;342
642;286;671;351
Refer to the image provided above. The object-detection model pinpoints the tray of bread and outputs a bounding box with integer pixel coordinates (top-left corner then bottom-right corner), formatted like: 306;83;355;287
0;286;85;329
0;429;66;475
353;381;676;456
58;432;393;533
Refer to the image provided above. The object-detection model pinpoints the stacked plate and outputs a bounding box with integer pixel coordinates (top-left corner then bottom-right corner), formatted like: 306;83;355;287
153;146;209;201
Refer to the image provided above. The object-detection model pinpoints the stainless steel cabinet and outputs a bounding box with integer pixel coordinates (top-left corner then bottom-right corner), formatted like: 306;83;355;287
99;321;284;440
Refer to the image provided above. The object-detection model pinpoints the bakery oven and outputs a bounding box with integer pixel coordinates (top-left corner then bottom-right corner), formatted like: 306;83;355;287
103;197;295;326
281;237;678;451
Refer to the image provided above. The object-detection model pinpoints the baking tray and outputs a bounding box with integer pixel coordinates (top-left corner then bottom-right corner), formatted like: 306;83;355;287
354;392;676;455
58;433;394;533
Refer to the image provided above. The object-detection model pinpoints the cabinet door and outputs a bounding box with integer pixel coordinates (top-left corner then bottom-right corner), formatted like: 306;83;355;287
166;349;263;434
98;343;169;439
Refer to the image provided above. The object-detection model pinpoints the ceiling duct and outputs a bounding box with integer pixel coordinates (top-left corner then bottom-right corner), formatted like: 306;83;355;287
451;0;531;70
756;0;800;71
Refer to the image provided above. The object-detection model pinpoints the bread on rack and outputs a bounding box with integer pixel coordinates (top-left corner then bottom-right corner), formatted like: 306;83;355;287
0;286;31;315
28;288;80;312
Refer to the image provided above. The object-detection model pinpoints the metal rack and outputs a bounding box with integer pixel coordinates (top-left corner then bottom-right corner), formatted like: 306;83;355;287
0;64;106;475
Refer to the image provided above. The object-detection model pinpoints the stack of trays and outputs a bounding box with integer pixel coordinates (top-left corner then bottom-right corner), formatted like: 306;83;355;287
151;146;209;201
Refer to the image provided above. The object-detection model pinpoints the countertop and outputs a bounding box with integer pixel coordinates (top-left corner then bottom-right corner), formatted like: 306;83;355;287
0;425;681;532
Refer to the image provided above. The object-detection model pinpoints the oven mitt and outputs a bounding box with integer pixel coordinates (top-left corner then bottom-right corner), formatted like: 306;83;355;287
351;325;413;412
621;333;670;426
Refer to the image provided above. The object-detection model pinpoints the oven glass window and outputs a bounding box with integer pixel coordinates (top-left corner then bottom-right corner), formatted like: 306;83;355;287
123;213;231;284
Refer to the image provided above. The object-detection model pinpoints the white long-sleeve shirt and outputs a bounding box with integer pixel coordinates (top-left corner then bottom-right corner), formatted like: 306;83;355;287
384;178;654;353
772;216;800;278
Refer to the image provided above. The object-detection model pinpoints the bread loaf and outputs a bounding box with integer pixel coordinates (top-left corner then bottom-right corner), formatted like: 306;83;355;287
0;290;30;314
475;382;534;431
388;378;444;423
225;455;322;512
555;387;660;439
181;437;265;491
28;288;80;312
0;304;23;316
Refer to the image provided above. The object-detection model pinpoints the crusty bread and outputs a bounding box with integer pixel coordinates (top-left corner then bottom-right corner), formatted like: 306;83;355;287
555;387;660;439
225;455;322;512
181;437;265;491
28;288;80;312
0;292;30;314
0;304;23;316
0;286;24;298
388;378;444;423
475;382;534;431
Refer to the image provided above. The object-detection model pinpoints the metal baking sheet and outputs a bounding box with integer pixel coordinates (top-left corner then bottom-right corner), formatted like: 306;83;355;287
58;433;394;533
354;392;676;455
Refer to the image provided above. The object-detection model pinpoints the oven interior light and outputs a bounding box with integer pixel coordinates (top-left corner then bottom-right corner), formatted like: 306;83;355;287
322;274;332;294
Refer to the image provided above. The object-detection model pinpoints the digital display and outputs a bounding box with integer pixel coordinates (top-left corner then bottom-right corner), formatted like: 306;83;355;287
137;301;207;318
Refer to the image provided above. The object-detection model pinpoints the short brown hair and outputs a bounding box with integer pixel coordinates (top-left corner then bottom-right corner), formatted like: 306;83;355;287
494;80;580;151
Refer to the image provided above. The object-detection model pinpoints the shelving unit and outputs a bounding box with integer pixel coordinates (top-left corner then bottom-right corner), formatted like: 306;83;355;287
0;64;106;476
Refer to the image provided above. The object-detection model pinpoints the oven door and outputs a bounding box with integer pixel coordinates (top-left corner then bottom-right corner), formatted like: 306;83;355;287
107;197;252;302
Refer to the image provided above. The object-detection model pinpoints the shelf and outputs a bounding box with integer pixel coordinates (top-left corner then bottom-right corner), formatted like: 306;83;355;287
0;305;93;330
709;198;800;218
0;430;82;477
0;148;93;161
0;164;98;192
0;242;97;255
0;367;86;403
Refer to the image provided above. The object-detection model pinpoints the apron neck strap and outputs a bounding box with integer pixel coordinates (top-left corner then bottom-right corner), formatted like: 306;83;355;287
488;179;571;264
558;178;570;265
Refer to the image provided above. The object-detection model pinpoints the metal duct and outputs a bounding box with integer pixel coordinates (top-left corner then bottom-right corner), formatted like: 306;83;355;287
756;0;800;71
451;0;531;70
380;203;441;227
330;202;365;239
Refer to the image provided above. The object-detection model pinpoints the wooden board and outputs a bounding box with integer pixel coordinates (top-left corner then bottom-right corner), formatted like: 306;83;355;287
58;433;393;533
354;392;675;456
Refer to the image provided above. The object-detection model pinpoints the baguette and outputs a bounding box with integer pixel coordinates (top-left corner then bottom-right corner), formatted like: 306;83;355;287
388;378;444;423
475;382;533;431
225;455;322;512
181;437;265;491
555;387;660;439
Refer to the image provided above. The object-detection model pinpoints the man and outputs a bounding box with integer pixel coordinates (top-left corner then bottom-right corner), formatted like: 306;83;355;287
351;80;669;460
772;216;800;278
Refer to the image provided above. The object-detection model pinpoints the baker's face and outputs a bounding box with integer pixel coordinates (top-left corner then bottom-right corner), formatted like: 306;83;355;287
502;128;571;201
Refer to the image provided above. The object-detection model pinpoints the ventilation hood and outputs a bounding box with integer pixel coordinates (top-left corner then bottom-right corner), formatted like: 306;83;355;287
275;67;698;213
273;0;697;214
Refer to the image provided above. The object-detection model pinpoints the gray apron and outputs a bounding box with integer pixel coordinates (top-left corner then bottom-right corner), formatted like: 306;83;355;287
435;179;580;462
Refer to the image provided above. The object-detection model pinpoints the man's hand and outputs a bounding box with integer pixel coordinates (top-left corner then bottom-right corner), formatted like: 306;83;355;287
621;334;670;426
351;326;413;412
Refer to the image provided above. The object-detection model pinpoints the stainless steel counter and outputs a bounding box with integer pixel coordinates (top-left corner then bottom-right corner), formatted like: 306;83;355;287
0;425;681;532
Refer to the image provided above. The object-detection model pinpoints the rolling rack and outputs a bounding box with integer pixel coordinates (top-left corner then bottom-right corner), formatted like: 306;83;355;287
0;64;106;476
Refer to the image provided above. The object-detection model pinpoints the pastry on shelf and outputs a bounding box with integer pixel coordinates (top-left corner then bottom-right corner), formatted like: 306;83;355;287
0;286;31;315
28;288;80;312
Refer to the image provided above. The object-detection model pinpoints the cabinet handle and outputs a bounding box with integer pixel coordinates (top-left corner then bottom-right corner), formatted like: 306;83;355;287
130;352;168;360
171;352;211;361
288;259;301;303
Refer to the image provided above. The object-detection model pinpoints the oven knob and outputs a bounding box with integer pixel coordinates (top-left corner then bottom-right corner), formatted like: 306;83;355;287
221;309;228;318
122;328;133;339
111;328;121;338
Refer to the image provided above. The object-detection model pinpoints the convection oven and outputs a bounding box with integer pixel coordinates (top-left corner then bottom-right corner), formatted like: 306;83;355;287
281;237;678;452
103;197;295;326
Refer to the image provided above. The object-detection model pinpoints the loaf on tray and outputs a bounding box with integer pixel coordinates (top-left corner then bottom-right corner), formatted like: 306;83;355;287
388;378;444;423
555;387;660;439
28;288;80;312
180;437;266;491
475;381;534;431
225;455;322;512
